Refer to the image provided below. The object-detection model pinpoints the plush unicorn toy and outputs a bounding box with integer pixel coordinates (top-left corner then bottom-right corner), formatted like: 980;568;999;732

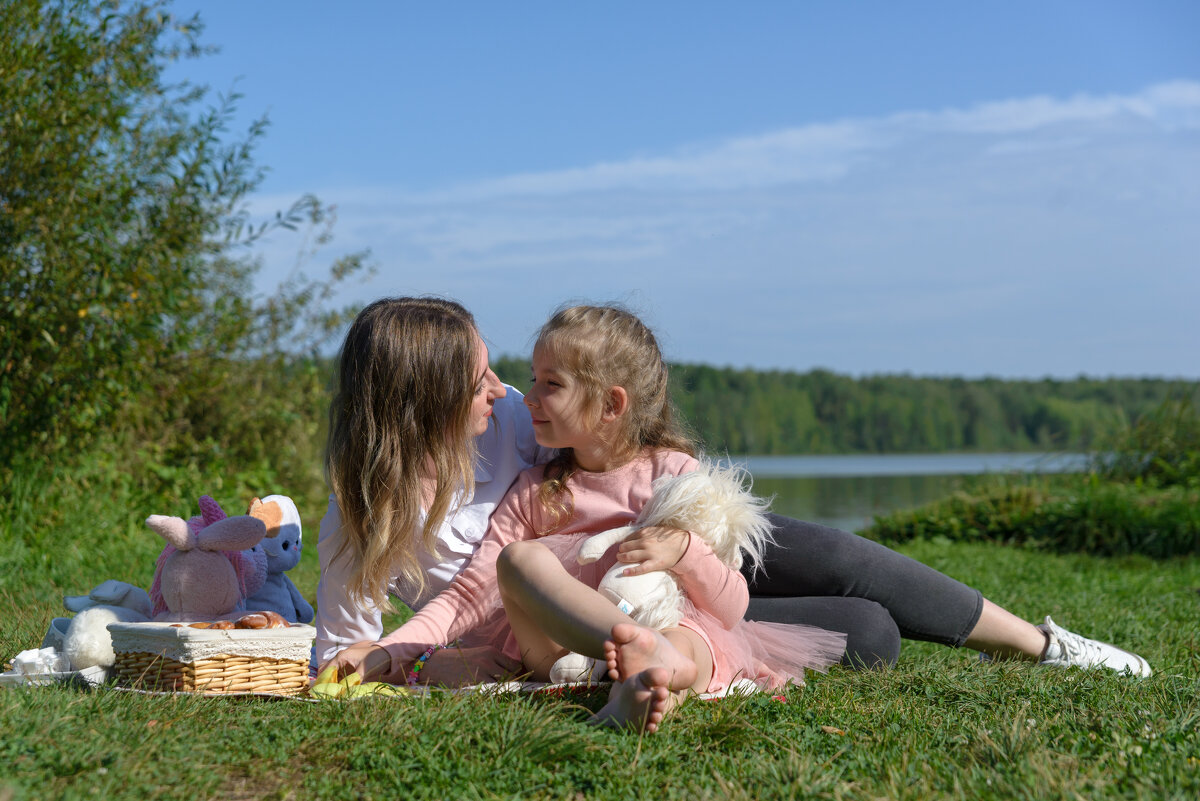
148;495;268;621
548;460;772;683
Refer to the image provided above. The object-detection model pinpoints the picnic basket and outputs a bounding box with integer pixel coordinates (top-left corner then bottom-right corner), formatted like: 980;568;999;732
107;621;315;696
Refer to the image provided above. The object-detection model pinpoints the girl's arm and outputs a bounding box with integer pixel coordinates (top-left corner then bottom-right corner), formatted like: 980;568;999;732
614;522;750;630
670;533;750;629
371;478;538;683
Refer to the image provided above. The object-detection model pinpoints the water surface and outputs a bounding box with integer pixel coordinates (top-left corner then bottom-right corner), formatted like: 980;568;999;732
727;452;1087;533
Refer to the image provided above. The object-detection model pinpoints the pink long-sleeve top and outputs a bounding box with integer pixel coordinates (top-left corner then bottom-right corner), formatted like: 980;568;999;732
375;449;749;683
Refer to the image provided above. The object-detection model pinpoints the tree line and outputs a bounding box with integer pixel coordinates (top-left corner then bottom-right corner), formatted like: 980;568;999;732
494;357;1195;455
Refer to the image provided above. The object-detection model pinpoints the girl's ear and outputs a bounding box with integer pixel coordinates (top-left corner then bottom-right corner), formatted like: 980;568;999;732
601;386;630;421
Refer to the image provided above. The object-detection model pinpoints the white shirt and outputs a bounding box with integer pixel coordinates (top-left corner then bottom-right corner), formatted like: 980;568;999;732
312;386;552;666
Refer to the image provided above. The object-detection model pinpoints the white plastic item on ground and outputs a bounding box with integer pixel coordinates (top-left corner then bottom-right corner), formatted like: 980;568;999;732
12;647;70;674
42;617;71;651
0;647;107;687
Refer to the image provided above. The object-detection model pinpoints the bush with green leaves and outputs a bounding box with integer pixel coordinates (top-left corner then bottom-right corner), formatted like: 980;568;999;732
0;0;368;494
865;396;1200;558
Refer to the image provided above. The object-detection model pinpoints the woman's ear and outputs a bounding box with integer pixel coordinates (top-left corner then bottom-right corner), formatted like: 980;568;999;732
601;386;630;421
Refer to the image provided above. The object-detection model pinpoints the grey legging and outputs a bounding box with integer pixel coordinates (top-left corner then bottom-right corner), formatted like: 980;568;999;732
742;514;984;669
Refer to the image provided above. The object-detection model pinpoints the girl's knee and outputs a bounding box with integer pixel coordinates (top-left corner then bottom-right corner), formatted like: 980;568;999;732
497;541;552;583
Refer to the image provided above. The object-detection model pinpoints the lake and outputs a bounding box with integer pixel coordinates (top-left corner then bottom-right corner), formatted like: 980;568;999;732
725;452;1089;533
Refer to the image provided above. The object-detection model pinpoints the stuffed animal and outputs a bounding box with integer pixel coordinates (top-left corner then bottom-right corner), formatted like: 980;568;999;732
63;606;150;670
56;580;154;670
148;495;268;621
63;579;153;618
548;460;772;684
243;495;314;623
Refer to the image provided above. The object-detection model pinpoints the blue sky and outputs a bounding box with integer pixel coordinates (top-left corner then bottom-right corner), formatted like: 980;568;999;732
169;1;1200;378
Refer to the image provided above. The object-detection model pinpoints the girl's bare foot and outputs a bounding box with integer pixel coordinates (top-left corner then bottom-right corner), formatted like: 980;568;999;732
590;667;675;733
603;622;698;690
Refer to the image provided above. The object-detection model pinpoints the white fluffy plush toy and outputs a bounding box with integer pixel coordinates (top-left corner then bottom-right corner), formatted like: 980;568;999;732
243;494;314;623
63;605;150;670
58;580;154;671
549;460;772;684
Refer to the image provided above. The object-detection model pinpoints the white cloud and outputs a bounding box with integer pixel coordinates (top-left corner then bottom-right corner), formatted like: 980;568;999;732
245;82;1200;377
388;80;1200;200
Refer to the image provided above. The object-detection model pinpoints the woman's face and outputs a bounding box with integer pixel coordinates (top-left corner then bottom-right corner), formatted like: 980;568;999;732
469;332;507;436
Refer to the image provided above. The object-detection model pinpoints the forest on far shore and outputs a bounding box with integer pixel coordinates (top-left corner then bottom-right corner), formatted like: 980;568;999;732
493;357;1196;455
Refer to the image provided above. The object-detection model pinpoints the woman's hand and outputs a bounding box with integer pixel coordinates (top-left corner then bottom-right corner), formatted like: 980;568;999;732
322;641;393;682
615;526;691;576
417;645;524;687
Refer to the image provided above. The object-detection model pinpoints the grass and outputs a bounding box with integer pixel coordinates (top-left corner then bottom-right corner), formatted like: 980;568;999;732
1;539;1197;800
2;453;1198;799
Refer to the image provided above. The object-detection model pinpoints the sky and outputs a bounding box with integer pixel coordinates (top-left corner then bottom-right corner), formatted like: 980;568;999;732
166;1;1200;379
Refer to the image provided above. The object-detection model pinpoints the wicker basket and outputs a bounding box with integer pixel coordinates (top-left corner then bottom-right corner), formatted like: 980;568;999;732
107;621;315;696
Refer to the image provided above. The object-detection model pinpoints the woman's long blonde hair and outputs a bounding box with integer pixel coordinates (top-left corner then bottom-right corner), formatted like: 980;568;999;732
326;297;480;610
535;304;696;530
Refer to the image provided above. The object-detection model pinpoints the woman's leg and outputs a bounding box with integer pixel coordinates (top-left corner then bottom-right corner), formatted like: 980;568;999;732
745;596;901;668
751;515;1151;675
965;599;1047;659
746;514;984;648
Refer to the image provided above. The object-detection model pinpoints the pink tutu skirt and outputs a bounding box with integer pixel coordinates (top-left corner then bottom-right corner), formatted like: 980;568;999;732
681;603;846;692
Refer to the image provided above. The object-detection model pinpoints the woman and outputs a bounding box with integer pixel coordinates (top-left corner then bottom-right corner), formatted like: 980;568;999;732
314;296;1151;684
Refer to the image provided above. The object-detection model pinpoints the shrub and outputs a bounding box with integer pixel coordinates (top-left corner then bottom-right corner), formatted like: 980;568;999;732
864;479;1200;558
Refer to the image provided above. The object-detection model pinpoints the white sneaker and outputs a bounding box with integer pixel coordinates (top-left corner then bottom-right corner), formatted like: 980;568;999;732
1038;616;1152;677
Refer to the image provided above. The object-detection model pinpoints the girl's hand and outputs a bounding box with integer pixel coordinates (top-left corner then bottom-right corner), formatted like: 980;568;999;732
417;646;523;687
615;526;691;575
322;641;392;682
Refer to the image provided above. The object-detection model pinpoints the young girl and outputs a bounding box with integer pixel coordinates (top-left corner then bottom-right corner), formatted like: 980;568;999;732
330;305;846;732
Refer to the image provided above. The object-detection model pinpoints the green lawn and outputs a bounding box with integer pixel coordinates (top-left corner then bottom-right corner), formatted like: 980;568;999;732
2;539;1197;800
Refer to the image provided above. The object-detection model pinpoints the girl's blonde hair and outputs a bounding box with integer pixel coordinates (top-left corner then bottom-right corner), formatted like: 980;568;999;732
325;297;480;610
535;304;696;529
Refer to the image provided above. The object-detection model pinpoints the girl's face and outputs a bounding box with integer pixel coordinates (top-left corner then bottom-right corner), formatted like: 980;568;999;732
469;332;507;437
524;346;597;453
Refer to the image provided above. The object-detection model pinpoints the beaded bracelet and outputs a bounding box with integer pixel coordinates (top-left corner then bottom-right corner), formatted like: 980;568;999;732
406;644;444;686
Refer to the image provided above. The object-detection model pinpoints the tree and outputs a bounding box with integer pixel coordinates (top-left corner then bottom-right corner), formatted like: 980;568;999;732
0;0;351;468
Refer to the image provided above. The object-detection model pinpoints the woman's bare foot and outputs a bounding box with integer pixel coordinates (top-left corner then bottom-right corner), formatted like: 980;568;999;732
604;623;699;690
590;667;676;733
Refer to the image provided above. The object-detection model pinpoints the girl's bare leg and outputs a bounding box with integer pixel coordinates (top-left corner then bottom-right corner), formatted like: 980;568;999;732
496;541;634;679
603;623;709;689
595;668;674;733
497;541;715;731
964;598;1048;660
